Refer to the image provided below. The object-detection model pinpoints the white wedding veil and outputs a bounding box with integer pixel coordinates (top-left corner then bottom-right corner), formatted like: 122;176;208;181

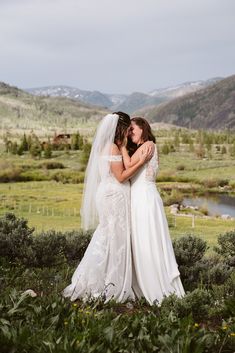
80;113;120;230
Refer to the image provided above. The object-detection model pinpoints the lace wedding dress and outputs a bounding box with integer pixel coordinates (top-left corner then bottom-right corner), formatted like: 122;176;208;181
62;154;135;303
130;144;185;305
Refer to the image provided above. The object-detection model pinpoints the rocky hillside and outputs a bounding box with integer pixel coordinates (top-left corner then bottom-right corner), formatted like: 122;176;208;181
0;82;108;133
140;75;235;130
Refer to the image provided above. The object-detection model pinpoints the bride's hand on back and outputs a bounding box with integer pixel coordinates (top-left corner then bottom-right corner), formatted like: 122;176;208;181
144;141;155;159
139;145;152;164
140;142;154;163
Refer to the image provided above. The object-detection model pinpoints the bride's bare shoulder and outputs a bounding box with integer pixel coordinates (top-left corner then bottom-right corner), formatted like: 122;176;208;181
110;143;121;155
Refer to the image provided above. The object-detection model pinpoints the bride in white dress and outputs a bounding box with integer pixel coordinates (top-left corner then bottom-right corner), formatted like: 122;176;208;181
121;117;185;305
62;112;152;303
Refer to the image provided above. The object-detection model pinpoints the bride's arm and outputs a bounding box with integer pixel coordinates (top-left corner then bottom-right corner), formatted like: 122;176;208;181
121;141;155;169
110;144;148;183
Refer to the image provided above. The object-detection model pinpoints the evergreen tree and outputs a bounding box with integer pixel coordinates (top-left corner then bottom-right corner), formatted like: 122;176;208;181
221;145;227;154
189;140;194;153
44;142;52;158
17;144;24;155
11;142;18;155
30;143;41;158
195;143;205;159
174;132;180;149
3;137;12;153
71;132;81;150
80;141;92;164
162;142;170;155
229;142;235;157
21;133;28;151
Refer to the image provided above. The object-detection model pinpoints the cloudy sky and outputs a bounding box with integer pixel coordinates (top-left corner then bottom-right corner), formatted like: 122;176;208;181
0;0;234;93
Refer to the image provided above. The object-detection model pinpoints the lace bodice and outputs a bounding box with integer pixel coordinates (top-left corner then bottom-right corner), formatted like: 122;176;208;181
146;145;159;181
131;144;159;184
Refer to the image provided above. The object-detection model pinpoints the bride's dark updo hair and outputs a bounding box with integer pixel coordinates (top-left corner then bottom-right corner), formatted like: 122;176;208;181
113;111;131;146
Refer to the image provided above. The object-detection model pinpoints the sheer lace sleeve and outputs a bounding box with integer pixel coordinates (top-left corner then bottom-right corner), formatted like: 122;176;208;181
146;145;159;181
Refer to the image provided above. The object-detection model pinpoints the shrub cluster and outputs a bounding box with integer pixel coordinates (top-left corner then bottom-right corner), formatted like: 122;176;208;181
0;213;235;352
0;213;92;267
201;178;229;188
0;213;234;293
173;234;234;291
41;161;65;169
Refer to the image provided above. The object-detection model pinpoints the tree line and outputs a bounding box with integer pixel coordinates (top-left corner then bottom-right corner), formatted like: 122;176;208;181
3;131;91;159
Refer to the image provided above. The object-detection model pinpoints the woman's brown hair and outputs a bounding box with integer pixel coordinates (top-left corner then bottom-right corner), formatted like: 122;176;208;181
113;111;131;147
127;117;155;156
131;117;156;143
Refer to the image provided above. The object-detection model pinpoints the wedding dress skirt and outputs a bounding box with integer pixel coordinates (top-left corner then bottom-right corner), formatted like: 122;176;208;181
63;171;135;302
131;145;185;305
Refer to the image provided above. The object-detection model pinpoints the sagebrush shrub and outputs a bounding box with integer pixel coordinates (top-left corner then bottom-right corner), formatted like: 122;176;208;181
161;288;212;321
64;230;92;263
41;162;65;169
173;235;207;266
31;230;67;267
214;230;235;266
0;213;34;265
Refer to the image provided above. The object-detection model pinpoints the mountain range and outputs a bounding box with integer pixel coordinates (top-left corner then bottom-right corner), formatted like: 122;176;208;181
140;75;235;130
1;75;234;132
26;77;222;114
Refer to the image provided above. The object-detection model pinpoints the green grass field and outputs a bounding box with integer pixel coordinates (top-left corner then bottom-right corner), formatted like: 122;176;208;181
0;180;234;249
1;130;235;249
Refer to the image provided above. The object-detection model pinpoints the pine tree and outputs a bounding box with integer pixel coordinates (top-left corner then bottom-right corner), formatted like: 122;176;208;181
174;132;180;149
195;143;205;159
162;143;170;155
229;142;235;157
221;145;227;154
30;143;41;158
44;143;52;158
80;141;92;164
17;144;24;155
71;133;80;150
11;142;18;155
21;133;28;151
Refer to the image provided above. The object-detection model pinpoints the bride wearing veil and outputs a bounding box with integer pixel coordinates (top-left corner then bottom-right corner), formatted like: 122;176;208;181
62;112;152;302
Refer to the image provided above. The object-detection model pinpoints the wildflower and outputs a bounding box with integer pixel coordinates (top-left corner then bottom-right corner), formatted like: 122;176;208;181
222;326;228;330
126;302;134;310
73;303;78;308
194;323;199;328
64;321;68;326
230;333;235;337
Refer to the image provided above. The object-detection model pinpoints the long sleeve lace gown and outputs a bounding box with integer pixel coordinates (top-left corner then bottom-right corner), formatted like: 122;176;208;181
130;144;185;305
62;154;135;303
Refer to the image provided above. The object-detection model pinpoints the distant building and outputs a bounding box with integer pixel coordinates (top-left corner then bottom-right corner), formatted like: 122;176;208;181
52;133;71;146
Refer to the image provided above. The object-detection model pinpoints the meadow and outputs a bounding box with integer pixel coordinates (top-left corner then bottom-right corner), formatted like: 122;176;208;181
0;127;235;352
1;127;235;248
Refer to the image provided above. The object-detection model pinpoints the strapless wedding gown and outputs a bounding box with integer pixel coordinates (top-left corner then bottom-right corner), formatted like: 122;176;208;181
130;145;185;305
63;155;134;303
